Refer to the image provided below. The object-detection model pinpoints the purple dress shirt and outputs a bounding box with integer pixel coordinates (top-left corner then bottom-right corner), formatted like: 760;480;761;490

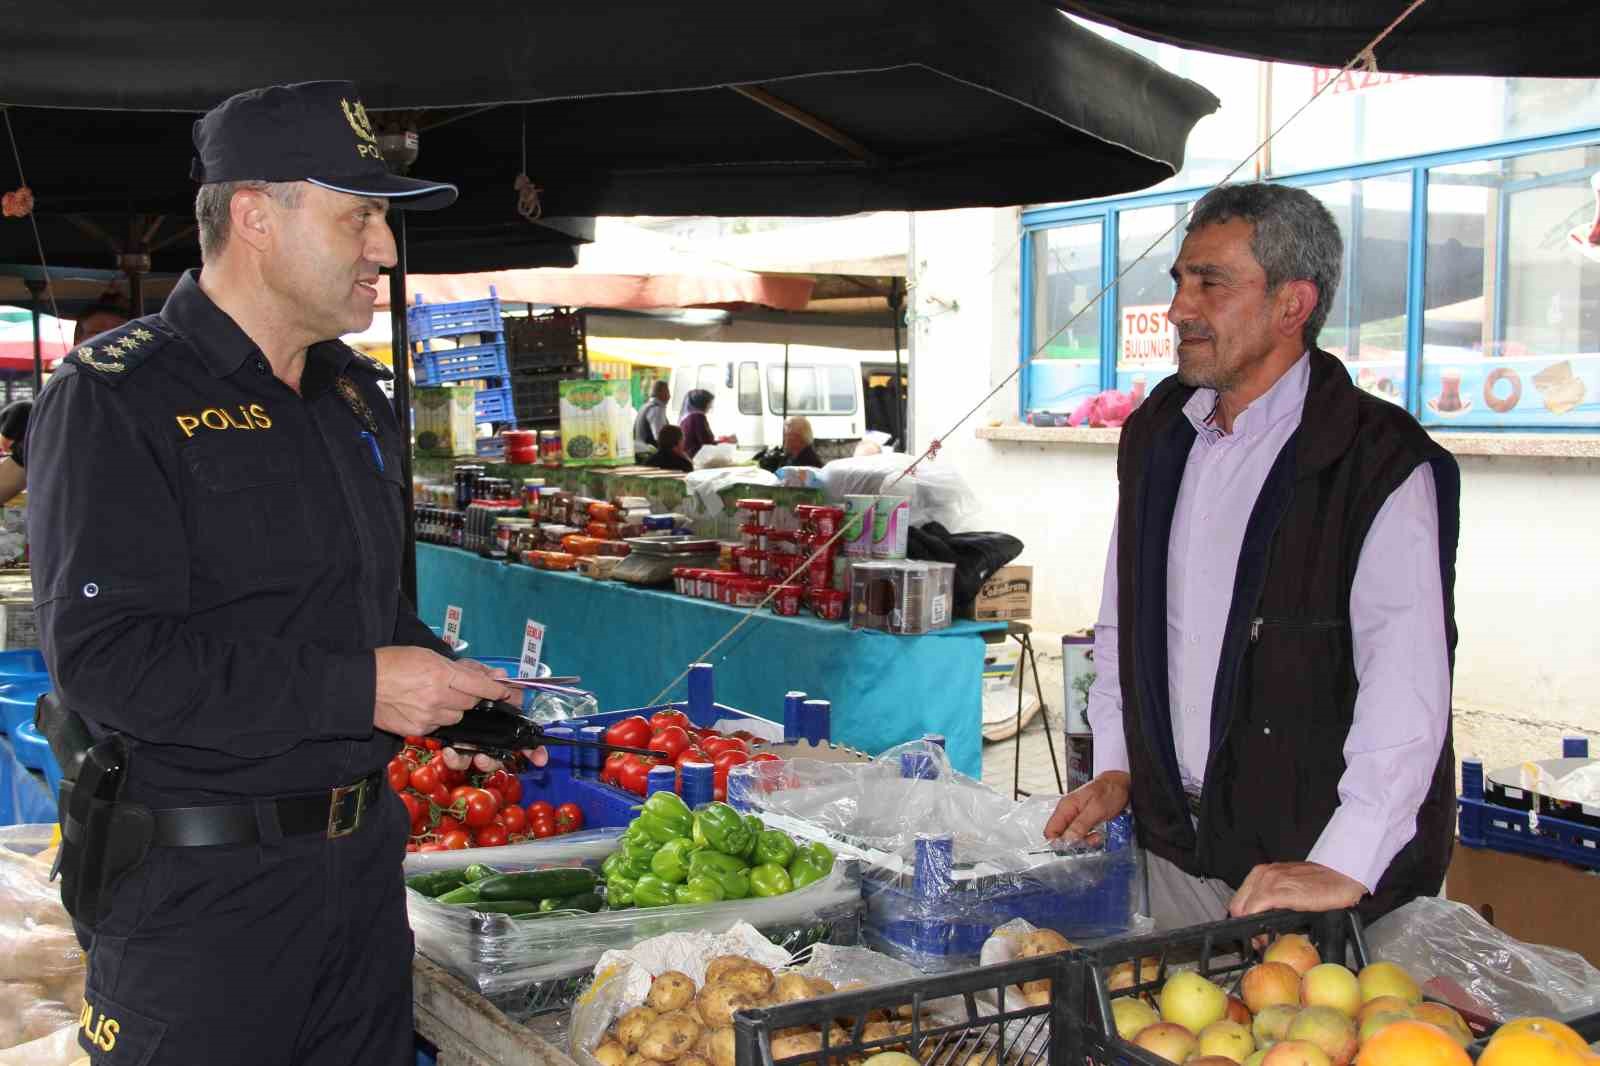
1087;354;1451;892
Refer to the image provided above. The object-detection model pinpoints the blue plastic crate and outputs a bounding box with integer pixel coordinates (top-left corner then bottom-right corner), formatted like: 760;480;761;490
12;720;51;772
406;290;504;341
1459;753;1600;871
474;386;515;424
412;340;510;386
0;650;46;678
0;677;50;736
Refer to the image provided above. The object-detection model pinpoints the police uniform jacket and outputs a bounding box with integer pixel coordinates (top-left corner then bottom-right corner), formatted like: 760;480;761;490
29;271;447;805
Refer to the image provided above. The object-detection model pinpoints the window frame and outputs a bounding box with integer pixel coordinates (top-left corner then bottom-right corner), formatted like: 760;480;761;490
1019;125;1600;431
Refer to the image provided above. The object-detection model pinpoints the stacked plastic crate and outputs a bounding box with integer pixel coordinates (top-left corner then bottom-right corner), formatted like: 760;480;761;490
407;286;514;426
503;308;587;428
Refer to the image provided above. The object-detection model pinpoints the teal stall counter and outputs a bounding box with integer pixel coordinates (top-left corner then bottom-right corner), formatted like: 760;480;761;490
416;543;1001;776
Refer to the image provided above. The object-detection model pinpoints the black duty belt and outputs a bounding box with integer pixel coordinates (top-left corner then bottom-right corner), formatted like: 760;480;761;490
150;770;384;848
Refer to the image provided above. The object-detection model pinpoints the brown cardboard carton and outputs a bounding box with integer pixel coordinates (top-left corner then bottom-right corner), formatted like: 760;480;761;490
968;565;1033;620
1446;844;1600;968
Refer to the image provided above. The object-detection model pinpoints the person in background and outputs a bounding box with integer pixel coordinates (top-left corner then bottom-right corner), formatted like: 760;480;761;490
645;423;694;473
781;416;823;468
677;387;734;458
72;299;131;346
0;401;29;502
633;378;670;453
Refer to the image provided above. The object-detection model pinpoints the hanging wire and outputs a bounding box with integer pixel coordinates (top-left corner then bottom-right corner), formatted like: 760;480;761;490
644;0;1431;707
2;109;71;358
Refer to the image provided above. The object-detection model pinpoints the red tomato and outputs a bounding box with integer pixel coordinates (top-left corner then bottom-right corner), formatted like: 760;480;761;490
405;843;418;853
460;788;499;828
441;766;467;788
418;843;447;853
618;755;653;796
387;758;411;793
674;747;710;770
400;791;427;829
498;776;522;805
403;735;425;749
529;815;556;839
750;752;783;763
605;716;652;750
713;749;750;790
449;785;477;805
496;805;527;834
436;815;462;835
474;824;509;848
526;800;555;820
440;829;473;850
555;803;584;832
427;784;451;809
423;737;444;751
601;752;628;785
409;762;441;796
649;709;691;734
649;725;692;763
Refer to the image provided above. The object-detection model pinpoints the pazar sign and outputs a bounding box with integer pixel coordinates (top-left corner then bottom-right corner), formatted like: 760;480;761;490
1120;304;1175;367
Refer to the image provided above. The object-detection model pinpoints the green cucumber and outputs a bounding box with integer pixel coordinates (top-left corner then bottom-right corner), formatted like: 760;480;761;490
476;868;598;903
556;891;604;913
462;863;502;883
458;899;543;916
405;870;468;898
434;883;482;905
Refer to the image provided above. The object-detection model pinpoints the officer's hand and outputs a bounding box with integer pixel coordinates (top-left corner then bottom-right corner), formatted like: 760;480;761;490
373;646;516;737
1228;862;1366;918
439;659;550;774
1042;771;1131;845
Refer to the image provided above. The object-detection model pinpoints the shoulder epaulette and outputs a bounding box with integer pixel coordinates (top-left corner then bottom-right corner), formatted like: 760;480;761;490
345;347;394;381
64;317;174;385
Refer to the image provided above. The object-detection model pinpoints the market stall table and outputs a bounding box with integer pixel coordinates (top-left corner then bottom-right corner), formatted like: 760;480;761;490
417;544;1003;776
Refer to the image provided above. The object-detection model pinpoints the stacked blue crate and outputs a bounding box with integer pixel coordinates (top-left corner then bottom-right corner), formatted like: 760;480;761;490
407;287;514;425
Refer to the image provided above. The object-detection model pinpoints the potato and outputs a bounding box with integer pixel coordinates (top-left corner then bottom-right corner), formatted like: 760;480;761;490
771;1027;823;1060
640;1014;702;1062
861;1021;903;1048
774;973;816;1004
807;978;837;998
683;999;707;1027
705;956;765;986
697;985;764;1028
703;1026;736;1066
648;972;698;1013
594;1040;628;1066
713;965;774;998
616;1006;660;1051
680;1056;713;1066
624;1054;653;1066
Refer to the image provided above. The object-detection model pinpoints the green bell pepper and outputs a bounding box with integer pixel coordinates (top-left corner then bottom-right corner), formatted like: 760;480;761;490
753;830;797;868
693;802;754;858
788;841;836;889
637;791;694;844
740;814;764;858
688;849;751;900
649;838;697;884
606;876;636;908
601;852;628;882
633;874;676;908
674;876;724;905
749;863;793;897
620;838;661;879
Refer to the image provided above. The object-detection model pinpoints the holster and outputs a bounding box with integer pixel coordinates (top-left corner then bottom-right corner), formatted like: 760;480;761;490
36;696;154;930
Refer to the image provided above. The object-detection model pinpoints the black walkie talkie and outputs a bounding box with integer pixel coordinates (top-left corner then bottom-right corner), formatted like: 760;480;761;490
431;700;658;763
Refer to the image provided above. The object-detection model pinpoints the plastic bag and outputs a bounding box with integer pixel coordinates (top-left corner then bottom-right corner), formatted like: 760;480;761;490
728;741;1138;972
406;854;861;995
0;825;85;1063
1364;896;1600;1021
1;737;57;827
691;443;739;470
680;467;779;520
818;454;980;532
1518;759;1600;806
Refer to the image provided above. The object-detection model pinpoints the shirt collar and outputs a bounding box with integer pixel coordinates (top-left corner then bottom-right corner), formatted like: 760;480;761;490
1183;352;1311;441
161;269;356;384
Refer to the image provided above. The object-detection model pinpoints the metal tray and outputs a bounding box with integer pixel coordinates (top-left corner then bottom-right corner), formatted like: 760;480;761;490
623;535;721;556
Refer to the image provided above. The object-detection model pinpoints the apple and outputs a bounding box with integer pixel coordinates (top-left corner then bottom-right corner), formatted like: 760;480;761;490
1286;1005;1358;1066
1356;962;1421;1006
1241;962;1304;1014
1410;1002;1473;1046
1357;1010;1413;1044
1260;1042;1333;1066
1253;1004;1300;1047
1301;963;1362;1018
1264;934;1322;976
1192;1059;1244;1066
1197;1019;1257;1063
1159;971;1229;1034
1243;1051;1270;1066
1134;1022;1199;1063
1111;997;1160;1040
1226;995;1253;1026
1356;996;1413;1029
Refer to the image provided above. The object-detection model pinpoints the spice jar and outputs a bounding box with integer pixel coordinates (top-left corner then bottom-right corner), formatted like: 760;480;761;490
811;588;847;621
772;583;803;616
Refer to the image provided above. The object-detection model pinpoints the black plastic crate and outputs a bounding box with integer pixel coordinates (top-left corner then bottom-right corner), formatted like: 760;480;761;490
732;953;1079;1066
504;309;586;371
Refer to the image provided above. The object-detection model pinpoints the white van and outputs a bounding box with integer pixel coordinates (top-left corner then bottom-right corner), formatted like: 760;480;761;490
667;346;871;455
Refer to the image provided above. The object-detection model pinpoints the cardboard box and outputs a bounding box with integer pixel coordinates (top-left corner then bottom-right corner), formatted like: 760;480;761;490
1446;844;1600;968
413;386;477;457
968;565;1033;620
559;378;636;467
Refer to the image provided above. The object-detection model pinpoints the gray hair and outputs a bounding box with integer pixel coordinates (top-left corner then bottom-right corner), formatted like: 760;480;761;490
785;416;814;445
1188;183;1343;348
195;180;303;260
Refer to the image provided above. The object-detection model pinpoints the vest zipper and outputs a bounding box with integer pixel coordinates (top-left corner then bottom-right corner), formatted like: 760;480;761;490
1249;616;1345;642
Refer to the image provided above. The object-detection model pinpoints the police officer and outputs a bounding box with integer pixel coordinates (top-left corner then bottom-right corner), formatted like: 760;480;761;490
29;81;537;1065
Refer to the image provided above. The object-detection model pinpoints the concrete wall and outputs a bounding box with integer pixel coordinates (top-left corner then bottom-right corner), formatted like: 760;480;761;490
909;207;1600;766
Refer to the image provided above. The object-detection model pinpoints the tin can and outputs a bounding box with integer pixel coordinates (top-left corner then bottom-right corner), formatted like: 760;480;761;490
772;584;803;616
841;495;877;558
870;495;911;559
811;506;846;539
811;588;846;621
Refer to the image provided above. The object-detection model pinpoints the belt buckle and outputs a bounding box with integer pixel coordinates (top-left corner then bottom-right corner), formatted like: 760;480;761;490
326;780;366;839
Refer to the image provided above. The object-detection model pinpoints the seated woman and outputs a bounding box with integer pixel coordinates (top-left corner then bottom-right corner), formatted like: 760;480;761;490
645;424;694;473
781;416;824;468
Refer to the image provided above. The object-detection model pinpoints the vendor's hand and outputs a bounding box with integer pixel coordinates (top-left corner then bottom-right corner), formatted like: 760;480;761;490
436;659;550;773
1043;770;1130;845
373;646;516;737
1228;862;1366;918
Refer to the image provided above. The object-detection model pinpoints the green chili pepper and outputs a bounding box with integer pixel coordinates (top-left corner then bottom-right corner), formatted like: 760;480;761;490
688;849;751;900
748;863;793;897
753;830;797;868
693;802;755;858
633;874;676;908
788;841;836;889
649;838;697;884
637;791;694;843
674;877;724;905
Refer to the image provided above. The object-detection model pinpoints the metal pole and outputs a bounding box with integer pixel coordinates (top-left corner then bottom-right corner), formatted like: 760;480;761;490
890;280;904;450
24;280;45;396
782;343;790;449
389;209;418;605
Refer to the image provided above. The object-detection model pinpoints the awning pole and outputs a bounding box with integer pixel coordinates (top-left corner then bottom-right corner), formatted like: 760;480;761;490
389;209;417;605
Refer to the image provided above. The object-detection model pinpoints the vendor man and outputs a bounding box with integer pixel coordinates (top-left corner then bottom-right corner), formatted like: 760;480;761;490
1044;183;1459;927
30;81;537;1066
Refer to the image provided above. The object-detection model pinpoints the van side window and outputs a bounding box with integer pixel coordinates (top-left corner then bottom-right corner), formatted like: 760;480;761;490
826;366;856;413
768;365;820;414
737;362;761;415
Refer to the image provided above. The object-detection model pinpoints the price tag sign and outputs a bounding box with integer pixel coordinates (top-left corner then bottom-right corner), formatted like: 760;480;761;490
519;619;546;679
442;605;463;650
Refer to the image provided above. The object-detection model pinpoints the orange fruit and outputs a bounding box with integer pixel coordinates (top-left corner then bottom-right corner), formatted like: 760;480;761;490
1354;1020;1471;1066
1479;1029;1593;1066
1493;1018;1592;1056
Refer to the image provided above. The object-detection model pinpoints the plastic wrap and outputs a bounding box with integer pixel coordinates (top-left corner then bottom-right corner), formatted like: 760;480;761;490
406;856;862;996
0;825;86;1064
728;740;1138;972
680;467;779;520
400;827;624;875
1364;896;1600;1021
1;737;57;827
817;454;980;532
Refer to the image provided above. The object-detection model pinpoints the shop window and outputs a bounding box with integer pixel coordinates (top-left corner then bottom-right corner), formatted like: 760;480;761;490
737;361;760;416
1114;203;1188;403
1025;221;1102;415
1423;148;1600;427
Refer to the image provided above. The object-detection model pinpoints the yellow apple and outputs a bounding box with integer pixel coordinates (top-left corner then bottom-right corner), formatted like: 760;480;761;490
1263;934;1322;976
1111;997;1161;1041
1356;962;1421;1006
1260;1042;1333;1066
1198;1019;1257;1063
1159;971;1229;1034
1241;962;1304;1014
1253;1004;1300;1047
1301;964;1362;1018
1135;1022;1200;1063
1287;1005;1358;1066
